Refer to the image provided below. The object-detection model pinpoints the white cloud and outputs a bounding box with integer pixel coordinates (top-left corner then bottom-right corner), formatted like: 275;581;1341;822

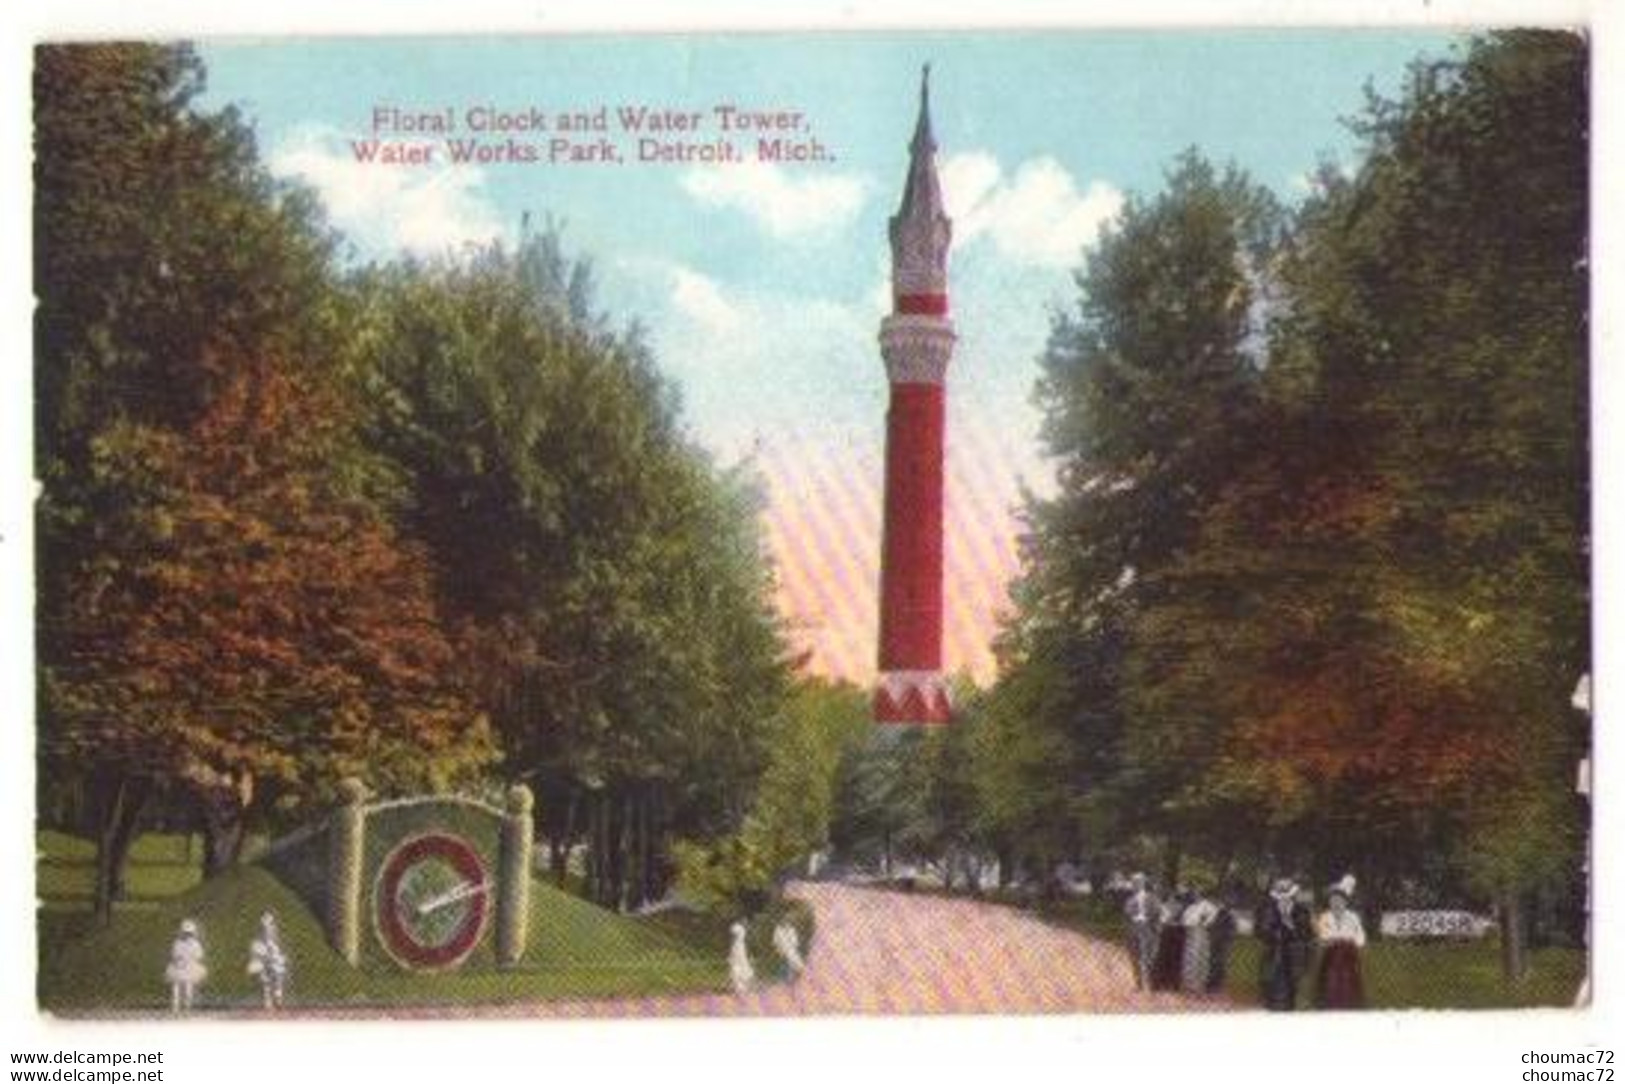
669;266;743;336
269;125;507;259
942;152;1123;268
679;163;868;240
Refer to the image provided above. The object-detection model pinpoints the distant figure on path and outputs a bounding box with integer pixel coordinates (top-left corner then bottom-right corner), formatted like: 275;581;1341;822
1123;872;1162;991
1180;888;1220;994
1149;888;1189;991
729;921;755;994
772;919;805;977
247;911;289;1010
165;918;207;1014
1256;878;1313;1010
1314;876;1367;1010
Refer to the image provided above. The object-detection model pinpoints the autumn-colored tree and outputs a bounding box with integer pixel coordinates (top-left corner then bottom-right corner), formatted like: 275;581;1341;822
34;44;493;921
984;35;1586;984
1202;31;1589;973
43;351;495;913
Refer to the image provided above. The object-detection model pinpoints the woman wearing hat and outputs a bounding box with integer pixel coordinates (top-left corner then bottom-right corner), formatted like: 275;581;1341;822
1122;872;1162;991
1314;875;1367;1009
1256;877;1312;1010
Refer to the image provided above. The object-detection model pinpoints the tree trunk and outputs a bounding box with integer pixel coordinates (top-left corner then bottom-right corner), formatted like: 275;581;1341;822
1501;890;1530;983
92;775;149;927
106;784;147;902
198;786;247;877
632;785;651;910
608;790;632;911
586;791;605;903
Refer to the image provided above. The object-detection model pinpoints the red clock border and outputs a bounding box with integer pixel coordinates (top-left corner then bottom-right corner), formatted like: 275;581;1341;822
374;832;490;970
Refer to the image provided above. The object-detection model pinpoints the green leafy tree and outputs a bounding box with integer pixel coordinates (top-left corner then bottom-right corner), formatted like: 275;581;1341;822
1006;152;1285;881
676;678;868;913
354;230;790;910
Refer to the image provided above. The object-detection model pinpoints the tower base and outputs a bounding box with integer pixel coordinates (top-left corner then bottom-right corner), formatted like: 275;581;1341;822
873;670;952;725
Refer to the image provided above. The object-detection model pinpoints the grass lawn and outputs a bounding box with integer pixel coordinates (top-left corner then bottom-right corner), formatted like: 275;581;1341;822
37;831;736;1013
1023;895;1586;1011
36;830;204;906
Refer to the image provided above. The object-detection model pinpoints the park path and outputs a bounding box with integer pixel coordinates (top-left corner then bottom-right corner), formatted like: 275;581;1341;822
478;882;1229;1018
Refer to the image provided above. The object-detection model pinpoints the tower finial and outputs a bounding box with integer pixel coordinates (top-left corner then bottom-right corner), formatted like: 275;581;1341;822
912;63;935;153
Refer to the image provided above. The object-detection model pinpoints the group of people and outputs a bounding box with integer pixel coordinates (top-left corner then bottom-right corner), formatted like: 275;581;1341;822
1123;874;1236;996
164;911;288;1013
1124;871;1367;1010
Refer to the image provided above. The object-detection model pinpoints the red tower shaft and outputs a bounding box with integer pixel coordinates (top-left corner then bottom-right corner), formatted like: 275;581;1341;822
878;381;945;672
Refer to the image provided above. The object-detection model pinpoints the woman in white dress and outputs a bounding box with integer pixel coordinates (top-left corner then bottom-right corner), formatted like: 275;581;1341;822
164;918;207;1013
1180;889;1221;993
1314;875;1367;1009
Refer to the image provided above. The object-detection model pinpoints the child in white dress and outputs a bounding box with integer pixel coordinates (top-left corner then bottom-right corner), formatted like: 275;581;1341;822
165;918;207;1013
728;921;755;994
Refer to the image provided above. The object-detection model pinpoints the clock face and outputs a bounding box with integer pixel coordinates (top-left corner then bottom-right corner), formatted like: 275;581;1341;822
374;833;490;970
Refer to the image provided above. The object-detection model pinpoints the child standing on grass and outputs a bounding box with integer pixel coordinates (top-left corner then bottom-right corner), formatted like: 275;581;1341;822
247;911;289;1010
165;918;207;1013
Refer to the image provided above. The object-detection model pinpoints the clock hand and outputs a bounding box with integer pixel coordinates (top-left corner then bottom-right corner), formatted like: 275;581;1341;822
414;879;488;918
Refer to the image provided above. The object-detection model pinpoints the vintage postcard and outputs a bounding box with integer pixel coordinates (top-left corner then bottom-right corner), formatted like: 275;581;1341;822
28;26;1593;1035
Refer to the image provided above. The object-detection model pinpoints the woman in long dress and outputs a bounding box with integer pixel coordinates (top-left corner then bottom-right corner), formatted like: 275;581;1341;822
1314;877;1366;1009
1256;878;1312;1010
1149;891;1189;991
1180;890;1219;993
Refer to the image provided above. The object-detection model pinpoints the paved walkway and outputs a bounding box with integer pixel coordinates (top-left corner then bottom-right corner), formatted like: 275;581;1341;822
479;882;1229;1018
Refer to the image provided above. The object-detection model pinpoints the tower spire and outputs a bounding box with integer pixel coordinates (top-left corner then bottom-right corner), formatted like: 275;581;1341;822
894;63;947;244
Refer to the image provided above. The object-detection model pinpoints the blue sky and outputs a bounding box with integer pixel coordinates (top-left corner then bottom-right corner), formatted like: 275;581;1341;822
199;31;1462;457
196;30;1467;679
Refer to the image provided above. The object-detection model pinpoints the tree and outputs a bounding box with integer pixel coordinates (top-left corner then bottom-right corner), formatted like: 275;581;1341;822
1016;34;1587;983
354;230;791;910
1006;152;1286;878
676;677;868;914
992;40;1586;984
35;45;496;920
1254;31;1588;974
43;350;496;905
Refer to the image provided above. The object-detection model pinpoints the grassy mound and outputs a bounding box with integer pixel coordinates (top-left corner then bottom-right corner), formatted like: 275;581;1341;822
39;853;729;1012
